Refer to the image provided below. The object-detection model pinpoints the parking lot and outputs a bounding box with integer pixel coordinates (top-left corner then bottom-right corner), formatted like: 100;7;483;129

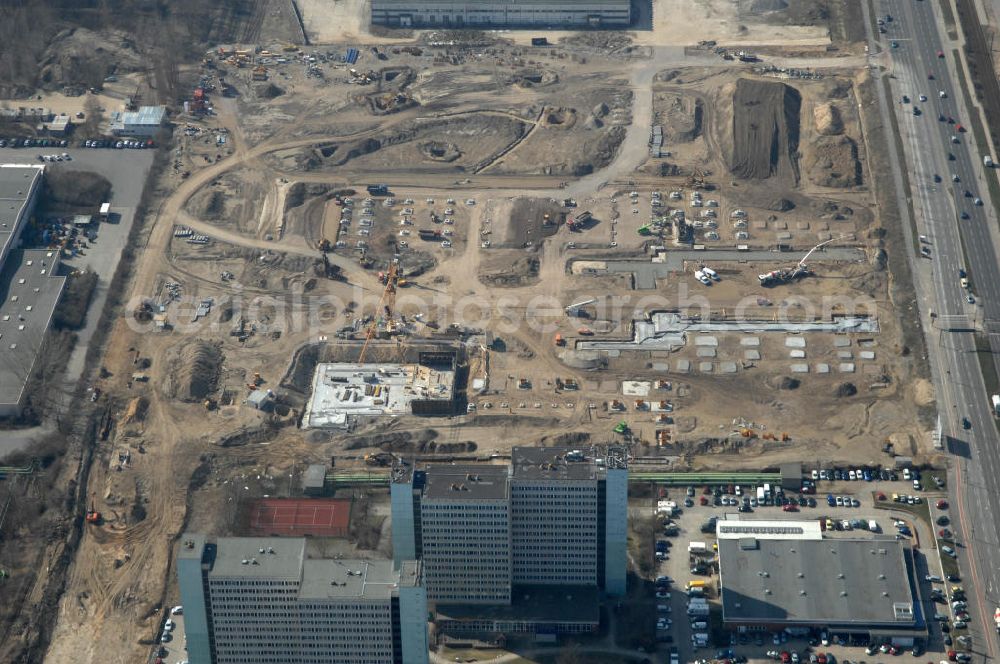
152;605;186;664
643;467;958;664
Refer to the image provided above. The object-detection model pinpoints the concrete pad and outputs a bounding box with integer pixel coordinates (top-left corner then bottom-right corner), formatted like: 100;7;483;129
789;350;806;359
606;350;620;358
740;337;760;346
863;364;882;375
695;336;719;347
817;232;832;241
785;337;807;348
698;362;714;373
744;349;761;360
815;363;830;374
838;363;856;373
797;222;810;230
652;362;669;371
790;363;809;373
817;222;829;231
834;338;851;347
720;362;738;373
837;350;853;359
697;348;717;358
622;381;651;396
777;232;793;241
774;221;787;230
676;359;690;374
859;350;876;360
860;340;877;348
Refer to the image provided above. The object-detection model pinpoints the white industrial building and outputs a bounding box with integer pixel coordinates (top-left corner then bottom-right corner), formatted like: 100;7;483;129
0;164;66;419
371;0;631;28
108;105;166;137
177;534;429;664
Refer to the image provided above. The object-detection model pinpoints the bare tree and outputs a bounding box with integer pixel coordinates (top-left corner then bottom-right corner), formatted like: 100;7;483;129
82;95;105;138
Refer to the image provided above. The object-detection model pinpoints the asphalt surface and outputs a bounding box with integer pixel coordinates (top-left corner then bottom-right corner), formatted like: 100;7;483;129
866;0;1000;657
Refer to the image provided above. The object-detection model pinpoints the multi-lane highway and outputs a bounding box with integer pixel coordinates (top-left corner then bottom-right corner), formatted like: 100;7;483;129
865;0;1000;656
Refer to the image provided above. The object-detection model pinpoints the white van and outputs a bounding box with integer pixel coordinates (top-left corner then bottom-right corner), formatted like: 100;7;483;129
690;621;708;630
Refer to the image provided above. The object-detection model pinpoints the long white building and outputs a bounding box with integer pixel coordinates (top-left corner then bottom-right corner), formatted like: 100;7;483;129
177;535;429;664
371;0;631;29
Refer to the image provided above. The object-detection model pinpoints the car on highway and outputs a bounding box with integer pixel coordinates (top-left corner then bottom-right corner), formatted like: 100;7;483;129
933;174;942;182
952;174;960;182
974;197;983;206
937;50;945;57
961;417;971;429
926;574;942;582
920;246;932;258
891;41;899;48
919;94;928;102
942;545;958;557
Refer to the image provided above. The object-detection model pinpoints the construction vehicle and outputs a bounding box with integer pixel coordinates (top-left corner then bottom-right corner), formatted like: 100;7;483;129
565;298;597;316
85;504;102;525
613;421;630;435
577;327;593;335
364;452;395;467
758;237;839;286
554;333;565;346
566;210;591;231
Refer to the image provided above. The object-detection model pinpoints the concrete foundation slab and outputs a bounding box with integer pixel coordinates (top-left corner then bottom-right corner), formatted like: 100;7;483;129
789;350;806;359
838;363;856;373
790;364;809;373
720;362;738;373
859;351;876;360
785;337;807;348
676;359;690;373
698;362;714;373
816;363;830;374
744;350;761;360
740;337;761;346
697;348;717;358
695;336;718;347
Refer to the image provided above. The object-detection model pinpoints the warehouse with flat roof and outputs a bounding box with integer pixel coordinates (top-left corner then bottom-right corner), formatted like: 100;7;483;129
371;0;631;29
719;537;925;643
0;165;66;419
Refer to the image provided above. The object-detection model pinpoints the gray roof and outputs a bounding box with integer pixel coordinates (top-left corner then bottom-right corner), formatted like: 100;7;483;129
0;249;67;409
511;447;598;481
208;537;306;579
0;165;43;265
299;558;402;601
719;537;919;627
423;464;509;500
303;464;327;489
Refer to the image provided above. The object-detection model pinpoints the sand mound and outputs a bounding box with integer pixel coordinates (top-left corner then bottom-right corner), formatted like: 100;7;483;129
162;341;223;402
912;378;935;407
729;79;801;181
814;103;844;135
807;135;861;188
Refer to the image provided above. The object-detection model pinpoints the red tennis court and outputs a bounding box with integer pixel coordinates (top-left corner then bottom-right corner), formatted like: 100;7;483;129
247;498;351;537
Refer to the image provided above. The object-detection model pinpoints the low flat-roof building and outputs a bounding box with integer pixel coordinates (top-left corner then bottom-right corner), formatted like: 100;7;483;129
109;105;166;137
371;0;631;28
719;536;925;644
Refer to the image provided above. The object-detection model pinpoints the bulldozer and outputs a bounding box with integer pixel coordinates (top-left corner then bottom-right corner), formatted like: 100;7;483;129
364;452;395;467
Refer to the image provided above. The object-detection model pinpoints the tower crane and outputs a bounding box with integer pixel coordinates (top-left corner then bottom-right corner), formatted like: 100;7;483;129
357;259;399;363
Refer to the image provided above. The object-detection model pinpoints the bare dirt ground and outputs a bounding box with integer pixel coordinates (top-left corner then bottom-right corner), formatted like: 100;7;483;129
3;1;935;662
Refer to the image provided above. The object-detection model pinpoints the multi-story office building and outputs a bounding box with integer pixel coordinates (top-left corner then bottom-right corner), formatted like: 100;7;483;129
371;0;631;29
391;446;627;613
177;535;428;664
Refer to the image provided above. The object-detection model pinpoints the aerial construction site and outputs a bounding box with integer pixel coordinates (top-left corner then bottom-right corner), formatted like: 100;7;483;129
0;0;957;662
